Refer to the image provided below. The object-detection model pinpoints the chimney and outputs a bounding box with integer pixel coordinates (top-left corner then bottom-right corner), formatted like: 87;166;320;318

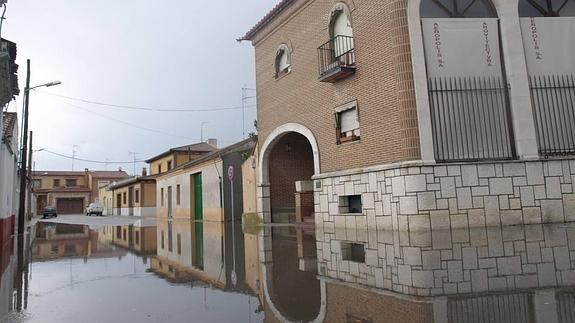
207;138;217;148
142;167;147;177
84;168;89;173
118;167;122;172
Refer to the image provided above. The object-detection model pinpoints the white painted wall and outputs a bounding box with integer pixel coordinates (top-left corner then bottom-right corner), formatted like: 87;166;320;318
156;159;223;221
0;117;19;221
111;207;156;217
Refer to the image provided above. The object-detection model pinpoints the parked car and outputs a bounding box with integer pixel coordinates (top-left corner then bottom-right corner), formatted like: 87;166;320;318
86;202;104;216
42;207;58;219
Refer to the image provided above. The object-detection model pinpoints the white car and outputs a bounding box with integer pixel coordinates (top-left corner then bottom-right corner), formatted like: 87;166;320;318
86;202;104;216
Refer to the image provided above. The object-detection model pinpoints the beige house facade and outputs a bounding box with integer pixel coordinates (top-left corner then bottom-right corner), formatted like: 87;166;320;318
109;176;157;217
146;141;217;176
155;139;255;221
241;0;575;232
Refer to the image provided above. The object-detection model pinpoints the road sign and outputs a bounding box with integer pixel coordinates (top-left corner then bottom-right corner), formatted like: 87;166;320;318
228;165;234;181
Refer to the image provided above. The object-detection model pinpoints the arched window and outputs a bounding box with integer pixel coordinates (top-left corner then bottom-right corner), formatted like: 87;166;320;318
329;3;354;58
317;2;356;82
519;0;575;17
420;0;497;18
275;44;290;78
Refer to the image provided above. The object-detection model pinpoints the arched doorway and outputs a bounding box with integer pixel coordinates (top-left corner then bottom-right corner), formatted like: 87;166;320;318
259;123;320;224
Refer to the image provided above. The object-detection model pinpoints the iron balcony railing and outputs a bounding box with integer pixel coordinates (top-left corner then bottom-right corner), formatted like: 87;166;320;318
428;76;516;162
529;74;575;157
317;35;355;78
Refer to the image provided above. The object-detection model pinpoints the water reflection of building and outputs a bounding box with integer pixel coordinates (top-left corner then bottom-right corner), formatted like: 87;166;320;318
312;222;575;322
0;230;15;320
32;223;126;261
99;224;157;257
152;218;249;293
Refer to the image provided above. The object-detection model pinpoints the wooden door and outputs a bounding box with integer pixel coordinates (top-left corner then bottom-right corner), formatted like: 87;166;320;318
192;173;203;269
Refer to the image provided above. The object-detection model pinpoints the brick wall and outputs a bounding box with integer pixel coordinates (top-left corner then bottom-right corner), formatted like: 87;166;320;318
269;133;314;212
323;282;433;323
251;0;419;173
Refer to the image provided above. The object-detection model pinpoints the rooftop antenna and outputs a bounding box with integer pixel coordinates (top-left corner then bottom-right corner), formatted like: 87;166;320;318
201;122;208;142
241;87;256;139
71;145;77;171
128;152;139;176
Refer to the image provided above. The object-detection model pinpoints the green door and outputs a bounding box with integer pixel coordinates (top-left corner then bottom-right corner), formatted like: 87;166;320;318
193;173;203;269
194;174;203;221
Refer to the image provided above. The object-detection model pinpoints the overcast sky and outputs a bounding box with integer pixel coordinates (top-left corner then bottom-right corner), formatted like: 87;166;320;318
3;0;277;175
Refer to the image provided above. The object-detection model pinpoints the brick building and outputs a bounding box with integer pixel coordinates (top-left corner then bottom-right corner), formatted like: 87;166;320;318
241;0;575;230
33;169;129;215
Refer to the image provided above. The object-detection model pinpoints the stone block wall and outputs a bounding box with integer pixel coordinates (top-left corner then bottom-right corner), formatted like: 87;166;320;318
313;159;575;232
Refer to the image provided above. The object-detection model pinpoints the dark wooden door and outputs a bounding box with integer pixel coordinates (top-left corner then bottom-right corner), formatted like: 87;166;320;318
56;198;84;214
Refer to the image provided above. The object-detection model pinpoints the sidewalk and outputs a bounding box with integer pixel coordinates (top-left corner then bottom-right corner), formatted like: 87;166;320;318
36;214;156;228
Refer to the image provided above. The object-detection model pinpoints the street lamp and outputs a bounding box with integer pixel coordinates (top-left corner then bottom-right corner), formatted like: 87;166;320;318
17;58;61;235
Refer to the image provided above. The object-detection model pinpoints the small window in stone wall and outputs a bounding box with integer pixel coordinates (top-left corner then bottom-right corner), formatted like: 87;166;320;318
335;102;360;144
339;195;362;214
135;189;140;203
341;242;366;263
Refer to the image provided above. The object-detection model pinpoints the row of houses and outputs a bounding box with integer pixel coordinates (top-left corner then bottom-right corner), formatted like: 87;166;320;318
31;136;259;223
98;138;257;221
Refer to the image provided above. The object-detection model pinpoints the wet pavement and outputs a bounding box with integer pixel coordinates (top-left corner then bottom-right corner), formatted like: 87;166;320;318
1;217;575;322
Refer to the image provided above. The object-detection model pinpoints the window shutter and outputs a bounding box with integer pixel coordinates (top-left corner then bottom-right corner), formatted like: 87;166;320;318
340;108;359;133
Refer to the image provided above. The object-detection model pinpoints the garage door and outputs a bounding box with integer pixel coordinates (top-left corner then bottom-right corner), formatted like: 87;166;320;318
56;198;84;214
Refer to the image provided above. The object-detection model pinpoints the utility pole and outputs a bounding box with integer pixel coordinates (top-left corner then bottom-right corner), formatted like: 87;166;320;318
17;59;31;236
71;145;77;171
26;131;33;220
128;152;138;176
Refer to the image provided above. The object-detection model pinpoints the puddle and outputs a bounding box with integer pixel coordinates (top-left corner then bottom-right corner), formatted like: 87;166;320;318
1;220;575;322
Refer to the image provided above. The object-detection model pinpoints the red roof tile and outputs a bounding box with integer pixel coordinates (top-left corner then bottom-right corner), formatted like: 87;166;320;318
239;0;295;41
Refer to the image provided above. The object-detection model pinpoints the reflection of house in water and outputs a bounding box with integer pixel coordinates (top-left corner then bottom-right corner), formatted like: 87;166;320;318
0;231;15;320
151;219;249;293
312;222;575;322
32;223;126;261
99;224;157;257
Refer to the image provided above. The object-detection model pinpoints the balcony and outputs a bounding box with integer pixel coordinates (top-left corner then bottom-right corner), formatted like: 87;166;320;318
317;35;356;83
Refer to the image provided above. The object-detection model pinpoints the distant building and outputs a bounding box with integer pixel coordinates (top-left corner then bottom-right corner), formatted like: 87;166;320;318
108;172;157;217
98;182;114;215
145;141;217;176
32;169;129;215
155;138;256;221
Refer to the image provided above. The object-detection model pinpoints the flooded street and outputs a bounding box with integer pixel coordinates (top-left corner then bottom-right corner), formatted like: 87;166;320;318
2;217;575;322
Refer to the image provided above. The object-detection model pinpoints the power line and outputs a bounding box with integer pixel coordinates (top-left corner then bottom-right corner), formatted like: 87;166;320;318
38;90;257;112
56;99;196;140
41;149;147;164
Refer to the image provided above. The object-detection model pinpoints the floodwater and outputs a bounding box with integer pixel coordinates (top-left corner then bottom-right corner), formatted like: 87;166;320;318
2;218;575;323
